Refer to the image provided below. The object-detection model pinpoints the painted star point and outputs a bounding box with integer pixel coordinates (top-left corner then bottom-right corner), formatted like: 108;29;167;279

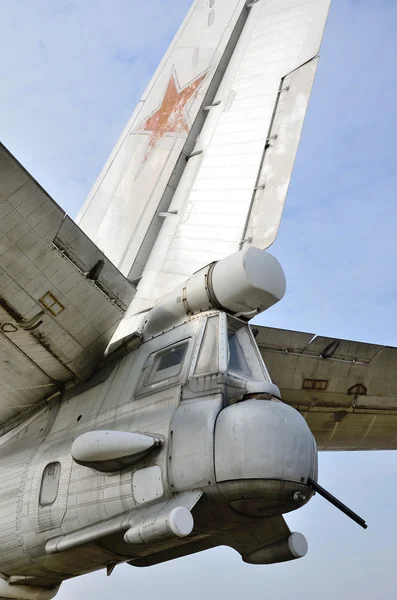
138;71;207;161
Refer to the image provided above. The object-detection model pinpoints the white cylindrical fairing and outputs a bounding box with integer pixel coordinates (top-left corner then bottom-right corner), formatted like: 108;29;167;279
143;248;285;338
169;507;194;537
210;247;286;314
124;506;194;545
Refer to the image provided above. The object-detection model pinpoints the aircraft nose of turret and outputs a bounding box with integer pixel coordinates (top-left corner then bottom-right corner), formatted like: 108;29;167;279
214;399;318;517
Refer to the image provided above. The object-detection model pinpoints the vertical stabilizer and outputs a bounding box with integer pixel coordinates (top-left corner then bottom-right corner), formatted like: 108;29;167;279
77;0;331;343
77;0;248;278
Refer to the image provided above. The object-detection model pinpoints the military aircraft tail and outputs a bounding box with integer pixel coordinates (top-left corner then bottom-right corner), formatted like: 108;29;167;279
76;0;331;327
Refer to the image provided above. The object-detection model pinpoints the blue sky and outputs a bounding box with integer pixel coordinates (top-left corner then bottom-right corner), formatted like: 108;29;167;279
1;0;397;598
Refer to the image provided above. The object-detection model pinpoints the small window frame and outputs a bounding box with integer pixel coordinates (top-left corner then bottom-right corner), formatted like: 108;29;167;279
39;462;61;507
225;316;270;381
191;315;220;378
150;341;189;383
135;338;192;396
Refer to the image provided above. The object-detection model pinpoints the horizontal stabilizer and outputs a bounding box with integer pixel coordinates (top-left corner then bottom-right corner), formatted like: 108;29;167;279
256;325;397;450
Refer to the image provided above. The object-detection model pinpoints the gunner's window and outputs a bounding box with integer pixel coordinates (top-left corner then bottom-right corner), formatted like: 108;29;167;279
227;319;266;381
151;342;189;383
136;339;191;395
39;462;61;506
228;330;251;377
194;316;219;375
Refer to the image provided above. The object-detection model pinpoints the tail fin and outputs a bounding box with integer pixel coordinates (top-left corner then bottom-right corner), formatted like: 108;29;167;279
77;0;249;278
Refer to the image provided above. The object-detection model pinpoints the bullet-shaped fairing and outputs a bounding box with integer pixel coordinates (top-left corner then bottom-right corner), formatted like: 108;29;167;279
243;533;308;565
124;506;194;545
143;248;285;337
71;431;161;472
210;248;286;314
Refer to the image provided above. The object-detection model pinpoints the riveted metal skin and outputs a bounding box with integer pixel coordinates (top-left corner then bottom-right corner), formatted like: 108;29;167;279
0;311;316;595
214;399;317;516
215;400;318;485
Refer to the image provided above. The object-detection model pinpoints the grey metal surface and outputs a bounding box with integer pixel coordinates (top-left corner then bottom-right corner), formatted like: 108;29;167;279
45;491;202;554
169;395;223;491
0;144;135;433
255;325;397;450
0;313;314;592
214;399;317;482
0;579;59;600
129;514;293;567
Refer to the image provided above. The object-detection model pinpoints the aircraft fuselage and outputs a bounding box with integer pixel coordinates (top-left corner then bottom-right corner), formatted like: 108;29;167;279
0;309;317;596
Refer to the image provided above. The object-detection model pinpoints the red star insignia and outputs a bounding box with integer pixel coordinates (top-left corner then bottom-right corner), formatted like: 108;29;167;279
137;70;207;161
